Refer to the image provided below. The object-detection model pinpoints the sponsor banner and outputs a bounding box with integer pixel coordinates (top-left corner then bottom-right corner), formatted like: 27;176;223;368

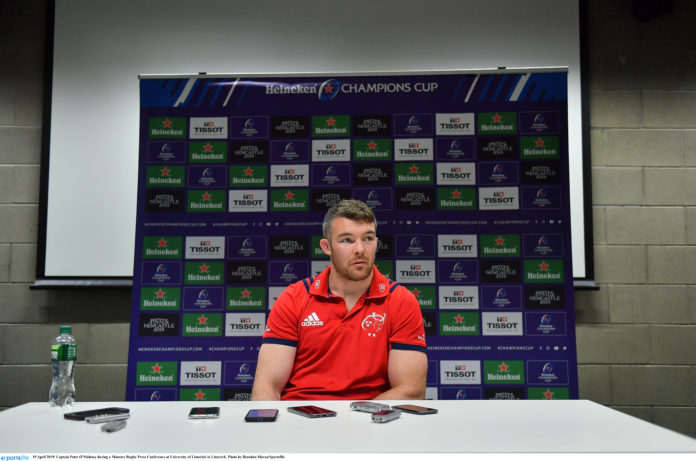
189;141;227;163
436;138;476;161
525;312;567;336
478;161;518;185
480;260;522;283
223;388;253;401
523;234;564;258
524;259;564;283
396;188;435;210
528;387;570;400
524;285;565;309
312;189;352;211
395;235;436;258
437;234;477;258
149;117;186;139
229;116;269;139
183;287;225;311
180;361;222;386
440;387;483;400
437;187;476;210
519;111;559;134
139;313;179;337
395;162;434;185
438;285;479;310
225;313;265;336
270;236;309;258
355;187;393;211
406;285;436;310
394;114;433;137
179;387;221;401
485;387;524;400
478;187;519;210
134;388;177;401
271;116;309;138
268;286;287;310
395;260;436;284
223;361;256;386
228;189;268;212
522;186;562;209
483;360;525;384
140;287;181;310
439;312;480;336
270;189;309;212
440;360;481;385
437;260;479;284
312;115;350;138
481;312;524;336
182;313;223;336
270;164;309;187
187;166;227;189
520;136;560;159
436;163;476;186
311;260;330;278
143;236;182;259
435;113;475;135
478;112;517;134
311;236;329;259
227;236;267;259
353;115;391;137
146;190;185;212
311;164;351;187
230;141;268;163
375;260;394;280
353;138;392;161
526;360;569;385
227;261;266;285
185;236;225;259
477;137;517;160
189;117;227;139
147;165;185;188
521;161;561;184
376;235;394;258
480;285;523;309
354;163;392;186
312;139;350;162
147;141;186;163
229;165;268;188
141;261;182;285
227;286;267;310
270;140;310;162
268;261;310;286
137;361;178;386
184;261;225;285
479;234;520;258
394;138;434;161
187;190;226;212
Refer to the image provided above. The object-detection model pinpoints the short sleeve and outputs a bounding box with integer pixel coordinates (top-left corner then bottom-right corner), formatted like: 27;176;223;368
388;286;427;352
262;284;302;347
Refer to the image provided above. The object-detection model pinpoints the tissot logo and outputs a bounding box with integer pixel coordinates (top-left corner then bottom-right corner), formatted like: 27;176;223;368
478;187;519;210
270;164;309;187
394;138;434;161
311;139;350;162
189;117;227;139
225;313;265;337
435;113;475;135
482;312;523;336
436;162;476;186
438;285;479;310
180;361;221;386
228;190;268;212
185;236;225;259
395;260;436;283
440;360;481;384
437;234;477;258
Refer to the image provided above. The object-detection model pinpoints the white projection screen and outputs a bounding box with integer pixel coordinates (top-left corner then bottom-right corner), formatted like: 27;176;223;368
39;0;591;285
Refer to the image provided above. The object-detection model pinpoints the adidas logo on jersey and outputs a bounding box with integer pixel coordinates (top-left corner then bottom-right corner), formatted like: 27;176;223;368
301;312;324;327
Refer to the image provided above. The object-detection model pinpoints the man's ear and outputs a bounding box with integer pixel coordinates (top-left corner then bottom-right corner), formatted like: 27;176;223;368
319;238;331;257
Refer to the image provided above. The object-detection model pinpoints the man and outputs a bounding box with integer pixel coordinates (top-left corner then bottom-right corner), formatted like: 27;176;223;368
251;199;427;400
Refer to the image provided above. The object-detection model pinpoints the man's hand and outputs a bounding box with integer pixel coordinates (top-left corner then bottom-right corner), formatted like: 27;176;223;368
250;343;297;400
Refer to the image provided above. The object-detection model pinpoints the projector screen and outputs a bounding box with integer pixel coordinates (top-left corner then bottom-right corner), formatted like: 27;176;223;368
39;0;590;283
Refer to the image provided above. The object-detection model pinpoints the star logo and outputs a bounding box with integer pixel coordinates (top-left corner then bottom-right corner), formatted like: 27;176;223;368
202;191;212;201
162;119;172;128
454;314;464;324
243;167;254;176
326;116;336;127
203;143;213;152
157;238;168;248
155;289;166;299
411;288;421;298
151;363;162;374
324;84;334;95
495;236;505;246
451;189;461;199
194;390;206;401
498;362;509;373
539;261;549;271
197;315;208;325
284;190;295;200
199;263;210;273
367;140;377;150
241;288;251;298
535;138;545;147
409;164;420;174
492;113;502;123
160;167;171;176
543;389;554;400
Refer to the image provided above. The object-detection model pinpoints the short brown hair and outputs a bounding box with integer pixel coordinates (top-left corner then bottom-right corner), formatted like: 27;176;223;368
322;199;376;239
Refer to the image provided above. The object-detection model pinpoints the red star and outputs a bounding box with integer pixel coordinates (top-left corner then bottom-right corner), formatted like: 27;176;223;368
539;261;549;271
535;138;545;147
151;363;162;374
411;288;421;297
203;143;213;152
367;140;377;150
284;190;295;200
202;192;212;201
194;390;206;400
197;315;208;325
162;119;172;128
244;167;254;176
492;113;502;123
241;288;251;298
160;167;170;176
324;84;334;94
157;238;168;248
495;236;505;246
409;164;420;174
454;314;464;324
326;117;336;126
499;362;509;372
543;389;554;400
155;289;166;299
199;263;210;273
451;189;461;199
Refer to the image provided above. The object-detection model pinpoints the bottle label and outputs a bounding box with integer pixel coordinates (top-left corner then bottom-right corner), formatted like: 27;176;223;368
51;344;78;361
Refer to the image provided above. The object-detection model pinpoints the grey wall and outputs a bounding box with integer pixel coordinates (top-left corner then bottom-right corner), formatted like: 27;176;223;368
1;0;694;438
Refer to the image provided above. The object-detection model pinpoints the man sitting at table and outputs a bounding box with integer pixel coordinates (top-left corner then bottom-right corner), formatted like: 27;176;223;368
251;199;427;400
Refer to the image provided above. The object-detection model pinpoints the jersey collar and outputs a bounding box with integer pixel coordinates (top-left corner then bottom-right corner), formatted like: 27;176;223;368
310;265;391;300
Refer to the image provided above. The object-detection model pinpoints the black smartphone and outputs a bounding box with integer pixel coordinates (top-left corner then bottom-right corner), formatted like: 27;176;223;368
391;404;438;415
245;409;279;422
188;407;220;419
64;407;130;421
287;405;337;418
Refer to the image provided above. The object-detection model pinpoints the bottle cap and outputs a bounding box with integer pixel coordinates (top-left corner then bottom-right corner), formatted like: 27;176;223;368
59;326;72;334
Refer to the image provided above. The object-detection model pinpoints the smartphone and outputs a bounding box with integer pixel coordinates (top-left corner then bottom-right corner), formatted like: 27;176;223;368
391;404;438;415
188;407;220;419
372;409;401;423
287;405;337;418
350;401;391;413
245;409;279;422
64;407;130;421
85;413;131;424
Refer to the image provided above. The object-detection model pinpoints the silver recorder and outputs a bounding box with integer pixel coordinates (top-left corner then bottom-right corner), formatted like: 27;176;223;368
371;409;401;423
350;401;391;413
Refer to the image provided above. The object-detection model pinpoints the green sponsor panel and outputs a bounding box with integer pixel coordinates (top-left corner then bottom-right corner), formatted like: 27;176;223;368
140;287;181;310
189;141;227;163
311;235;329;259
147;165;185;188
136;361;178;386
528;387;570;400
524;259;564;283
353;139;392;161
405;285;436;310
477;112;517;134
227;286;267;310
184;262;225;285
439;312;479;335
229;165;268;188
520;136;560;159
312;115;350;137
483;360;525;384
143;236;182;259
182;313;223;336
270;189;309;212
149;117;186;139
179;388;221;401
375;260;393;280
437;187;476;210
479;234;520;258
51;344;78;361
395;162;434;185
187;190;226;212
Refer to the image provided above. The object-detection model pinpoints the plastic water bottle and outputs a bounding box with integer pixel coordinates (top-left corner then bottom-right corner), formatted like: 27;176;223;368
49;325;78;407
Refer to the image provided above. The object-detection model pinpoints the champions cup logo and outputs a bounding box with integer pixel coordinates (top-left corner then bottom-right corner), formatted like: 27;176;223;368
494;164;504;174
156;264;167;275
537;189;548;199
283;263;295;274
367;190;379;201
161;143;172;153
284;142;296;153
319;79;341;101
242;238;253;249
326;166;337;176
362;312;386;337
410;237;421;248
198;289;209;300
453;263;464;273
450;140;462;151
538;236;549;247
534;113;545;123
408;115;419;127
244;119;254;129
542;363;554;374
541;314;552;325
496;288;508;299
456;389;467;399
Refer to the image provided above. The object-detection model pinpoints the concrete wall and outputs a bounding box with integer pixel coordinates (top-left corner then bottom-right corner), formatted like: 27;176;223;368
1;0;694;438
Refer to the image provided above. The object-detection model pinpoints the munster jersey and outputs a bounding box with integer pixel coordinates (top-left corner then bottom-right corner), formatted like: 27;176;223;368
262;266;427;400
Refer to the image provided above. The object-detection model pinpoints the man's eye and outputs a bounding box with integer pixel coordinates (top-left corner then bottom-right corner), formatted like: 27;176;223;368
341;238;353;244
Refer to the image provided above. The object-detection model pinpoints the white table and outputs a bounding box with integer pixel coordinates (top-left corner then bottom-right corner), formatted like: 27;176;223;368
0;400;694;453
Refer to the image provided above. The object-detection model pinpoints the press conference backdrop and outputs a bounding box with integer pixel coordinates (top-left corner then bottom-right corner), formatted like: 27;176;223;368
40;0;589;282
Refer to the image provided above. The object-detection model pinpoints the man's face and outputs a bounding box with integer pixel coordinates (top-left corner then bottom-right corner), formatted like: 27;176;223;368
320;217;378;282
